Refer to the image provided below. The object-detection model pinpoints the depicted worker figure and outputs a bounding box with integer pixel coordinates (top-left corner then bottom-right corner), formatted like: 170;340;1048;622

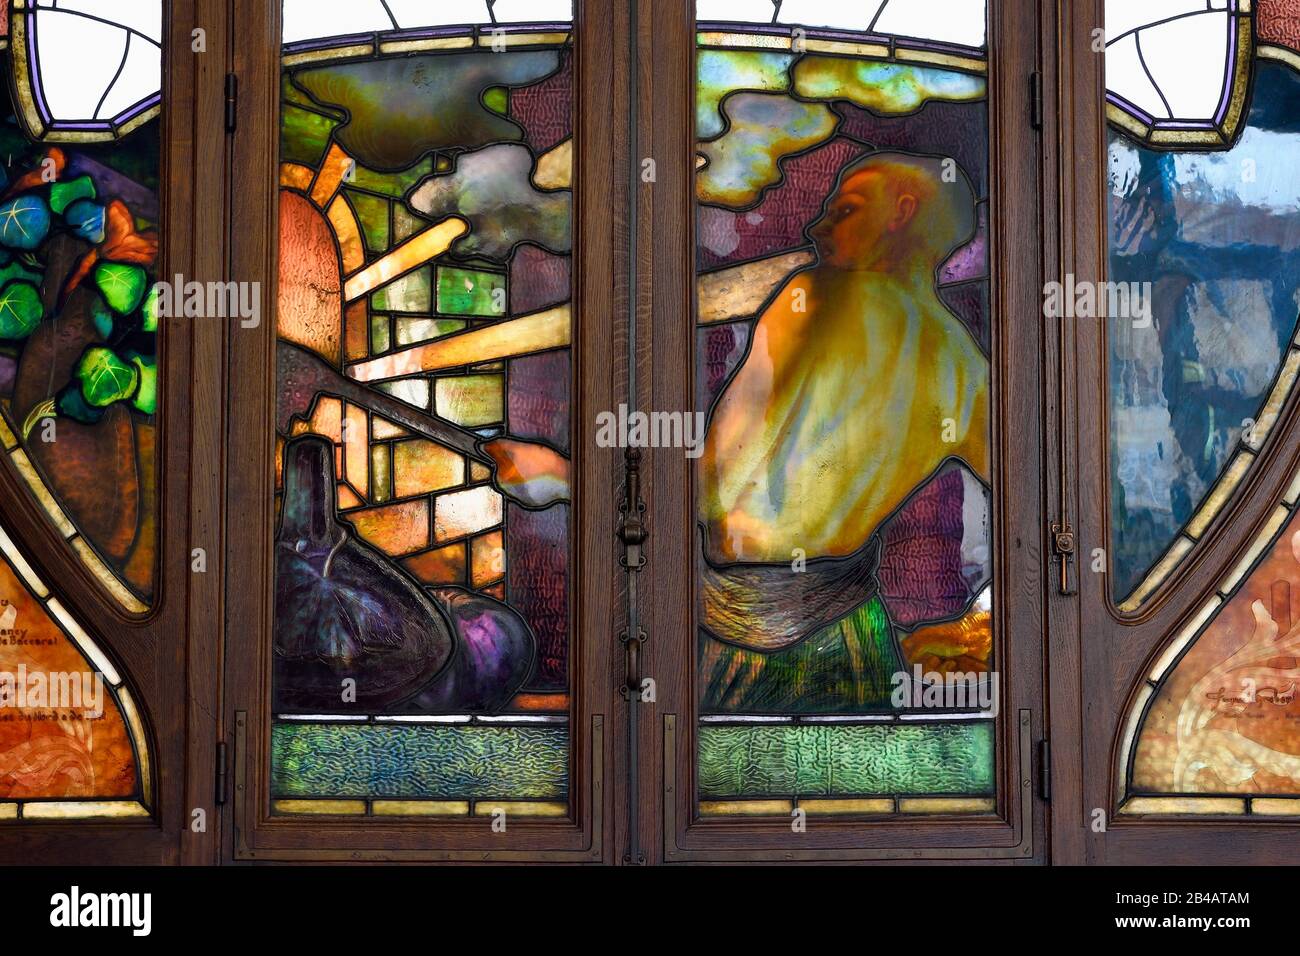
482;151;989;711
696;151;990;710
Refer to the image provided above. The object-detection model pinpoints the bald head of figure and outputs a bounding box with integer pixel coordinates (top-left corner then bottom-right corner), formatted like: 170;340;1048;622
809;152;976;273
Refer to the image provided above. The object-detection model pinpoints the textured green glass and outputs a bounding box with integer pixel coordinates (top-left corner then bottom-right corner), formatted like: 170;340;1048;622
280;102;337;168
272;723;568;799
436;266;506;317
483;86;509;115
700;596;903;713
370;314;390;355
698;722;994;798
349;158;434;198
372;267;431;313
346;189;390;252
435;373;505;427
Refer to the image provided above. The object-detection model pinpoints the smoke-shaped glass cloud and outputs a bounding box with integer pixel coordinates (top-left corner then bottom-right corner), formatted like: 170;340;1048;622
793;58;985;114
408;144;571;261
699;92;838;209
294;52;560;171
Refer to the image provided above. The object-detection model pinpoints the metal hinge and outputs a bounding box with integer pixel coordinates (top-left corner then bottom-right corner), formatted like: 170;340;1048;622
619;626;646;700
1029;71;1043;130
1050;520;1077;595
1037;739;1051;802
617;447;647;571
215;740;229;805
224;73;238;133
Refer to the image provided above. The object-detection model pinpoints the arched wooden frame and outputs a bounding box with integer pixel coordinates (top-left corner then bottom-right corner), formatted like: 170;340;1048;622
0;0;225;865
1050;0;1300;865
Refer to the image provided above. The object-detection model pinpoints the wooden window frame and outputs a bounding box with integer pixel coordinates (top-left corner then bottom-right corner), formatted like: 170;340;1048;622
1049;0;1300;865
0;0;225;866
633;0;1049;864
21;0;1300;867
219;0;625;863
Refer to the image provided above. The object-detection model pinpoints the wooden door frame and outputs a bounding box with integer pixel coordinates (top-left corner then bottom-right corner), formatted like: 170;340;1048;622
0;0;226;866
1049;0;1300;865
220;0;625;864
637;0;1050;864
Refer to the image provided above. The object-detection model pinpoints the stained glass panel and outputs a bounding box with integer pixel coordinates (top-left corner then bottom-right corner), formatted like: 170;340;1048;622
0;1;161;612
1112;1;1300;813
15;0;162;140
273;6;573;817
1106;2;1300;609
1104;0;1251;149
1121;464;1300;815
692;3;995;816
0;518;150;819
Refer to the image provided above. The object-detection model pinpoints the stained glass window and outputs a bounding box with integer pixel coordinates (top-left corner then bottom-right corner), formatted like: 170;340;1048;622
0;0;162;613
1107;0;1300;610
0;0;158;823
692;0;995;817
0;516;151;819
1113;0;1300;814
1120;463;1300;815
14;0;162;141
272;4;574;817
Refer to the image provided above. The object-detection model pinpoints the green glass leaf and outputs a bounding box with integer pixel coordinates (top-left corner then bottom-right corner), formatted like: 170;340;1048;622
77;346;139;407
56;382;105;425
128;353;157;414
141;283;160;332
0;280;43;340
0;195;51;250
49;175;96;215
94;262;147;315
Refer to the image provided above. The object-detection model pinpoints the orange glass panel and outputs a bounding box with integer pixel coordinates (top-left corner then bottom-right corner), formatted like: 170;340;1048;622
345;300;369;362
289;395;342;442
471;530;505;588
1133;510;1300;796
280;162;314;190
327;196;366;273
310;142;353;207
392;438;464;499
401;542;467;586
347;306;570;381
0;551;136;800
279;190;343;362
343;499;430;556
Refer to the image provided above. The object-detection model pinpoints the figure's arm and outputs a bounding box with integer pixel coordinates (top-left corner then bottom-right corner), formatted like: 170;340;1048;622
481;437;570;508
